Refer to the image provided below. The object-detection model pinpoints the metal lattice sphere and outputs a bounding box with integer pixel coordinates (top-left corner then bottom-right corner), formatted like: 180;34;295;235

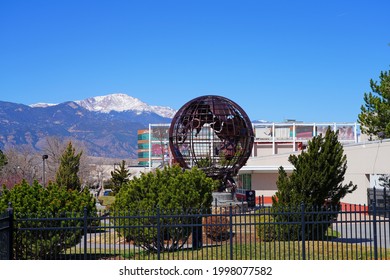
169;95;254;184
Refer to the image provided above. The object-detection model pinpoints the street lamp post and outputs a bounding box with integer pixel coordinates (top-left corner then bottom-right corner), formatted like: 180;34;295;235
42;155;48;187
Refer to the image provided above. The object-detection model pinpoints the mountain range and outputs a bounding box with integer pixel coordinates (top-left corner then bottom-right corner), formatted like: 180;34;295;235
0;93;175;158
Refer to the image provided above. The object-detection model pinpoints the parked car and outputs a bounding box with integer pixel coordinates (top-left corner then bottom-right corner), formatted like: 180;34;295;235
103;189;113;196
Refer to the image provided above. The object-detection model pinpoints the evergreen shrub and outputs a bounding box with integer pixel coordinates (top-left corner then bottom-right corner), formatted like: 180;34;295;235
0;181;96;259
112;164;218;252
269;129;356;241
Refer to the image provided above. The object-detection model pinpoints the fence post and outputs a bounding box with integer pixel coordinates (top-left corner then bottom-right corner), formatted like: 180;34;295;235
301;202;306;260
156;207;161;260
7;202;13;260
372;188;378;260
83;206;88;260
229;204;233;260
192;209;203;250
384;187;388;218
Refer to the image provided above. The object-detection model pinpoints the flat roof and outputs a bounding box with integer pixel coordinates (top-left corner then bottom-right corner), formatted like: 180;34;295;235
239;165;294;173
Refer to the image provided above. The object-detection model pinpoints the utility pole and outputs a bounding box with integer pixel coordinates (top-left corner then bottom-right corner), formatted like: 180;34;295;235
42;154;48;187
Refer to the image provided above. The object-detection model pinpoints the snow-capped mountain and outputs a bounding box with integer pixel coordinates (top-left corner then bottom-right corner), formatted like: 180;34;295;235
30;93;177;118
2;93;176;158
75;93;176;118
30;103;58;108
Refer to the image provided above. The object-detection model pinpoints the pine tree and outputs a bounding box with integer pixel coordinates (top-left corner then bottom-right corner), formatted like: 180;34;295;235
55;142;82;191
271;128;357;240
358;69;390;139
273;128;357;208
110;160;131;194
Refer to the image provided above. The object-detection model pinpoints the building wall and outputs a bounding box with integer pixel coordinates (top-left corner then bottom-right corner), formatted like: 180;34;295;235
137;129;150;166
251;173;279;197
253;143;274;157
274;143;295;154
341;140;390;205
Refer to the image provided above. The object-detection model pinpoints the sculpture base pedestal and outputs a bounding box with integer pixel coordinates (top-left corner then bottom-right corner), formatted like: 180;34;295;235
211;192;247;212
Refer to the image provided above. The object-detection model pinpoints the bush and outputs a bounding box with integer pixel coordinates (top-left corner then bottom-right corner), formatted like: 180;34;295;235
257;205;340;241
257;208;277;241
204;208;230;241
0;180;97;259
112;165;218;252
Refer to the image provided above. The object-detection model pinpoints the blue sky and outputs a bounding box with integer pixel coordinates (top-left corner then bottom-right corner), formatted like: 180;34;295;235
1;0;389;123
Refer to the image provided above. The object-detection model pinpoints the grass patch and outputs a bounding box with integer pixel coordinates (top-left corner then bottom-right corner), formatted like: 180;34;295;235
67;240;390;260
98;196;115;207
324;228;340;239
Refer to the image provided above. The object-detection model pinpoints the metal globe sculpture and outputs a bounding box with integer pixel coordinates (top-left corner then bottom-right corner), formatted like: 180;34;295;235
169;95;254;191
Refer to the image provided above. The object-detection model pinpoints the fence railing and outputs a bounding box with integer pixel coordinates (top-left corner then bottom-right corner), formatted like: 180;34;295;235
0;208;12;260
1;199;389;260
368;187;390;217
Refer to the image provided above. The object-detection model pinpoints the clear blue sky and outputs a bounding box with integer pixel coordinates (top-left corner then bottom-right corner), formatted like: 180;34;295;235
1;0;389;123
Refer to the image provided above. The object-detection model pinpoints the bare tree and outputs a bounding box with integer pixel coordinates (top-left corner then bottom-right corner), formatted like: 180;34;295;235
40;137;93;186
40;136;65;183
0;146;40;188
151;125;170;167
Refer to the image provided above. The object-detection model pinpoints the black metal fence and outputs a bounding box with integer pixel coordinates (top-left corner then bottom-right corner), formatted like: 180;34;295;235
368;187;390;217
0;208;12;260
1;198;389;260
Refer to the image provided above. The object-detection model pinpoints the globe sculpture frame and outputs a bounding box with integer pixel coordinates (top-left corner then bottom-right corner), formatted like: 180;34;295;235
169;95;254;193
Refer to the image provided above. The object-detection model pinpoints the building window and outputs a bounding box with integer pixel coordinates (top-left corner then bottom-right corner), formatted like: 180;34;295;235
239;174;252;190
138;143;149;149
138;152;149;158
138;134;149;140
